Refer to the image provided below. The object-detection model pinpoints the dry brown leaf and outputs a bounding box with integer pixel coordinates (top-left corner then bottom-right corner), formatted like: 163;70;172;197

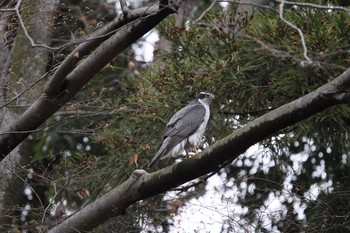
129;154;138;166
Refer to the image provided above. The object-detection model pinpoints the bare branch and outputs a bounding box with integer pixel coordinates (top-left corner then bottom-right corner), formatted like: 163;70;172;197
278;0;312;67
15;0;56;50
218;0;277;12
229;0;348;67
220;0;350;13
0;106;113;136
0;71;49;108
13;1;160;52
194;0;217;23
242;34;314;67
0;8;16;12
274;0;350;13
44;3;162;98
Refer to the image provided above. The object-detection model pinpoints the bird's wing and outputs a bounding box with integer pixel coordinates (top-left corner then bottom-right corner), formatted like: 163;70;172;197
147;136;183;168
165;103;206;138
147;104;206;168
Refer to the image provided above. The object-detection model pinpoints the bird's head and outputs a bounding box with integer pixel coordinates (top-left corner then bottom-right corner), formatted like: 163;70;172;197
197;91;215;105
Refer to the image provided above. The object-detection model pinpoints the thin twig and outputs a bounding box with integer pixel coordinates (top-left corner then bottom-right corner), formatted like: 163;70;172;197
219;0;350;13
15;0;54;50
0;70;51;109
274;0;350;13
242;34;319;68
278;0;312;66
243;34;294;59
0;108;108;136
41;181;70;224
12;0;157;51
217;0;278;13
194;0;217;23
0;8;16;12
11;169;45;211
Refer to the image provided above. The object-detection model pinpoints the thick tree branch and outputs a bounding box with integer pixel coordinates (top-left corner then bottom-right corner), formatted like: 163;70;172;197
48;67;350;233
0;1;182;160
45;3;164;97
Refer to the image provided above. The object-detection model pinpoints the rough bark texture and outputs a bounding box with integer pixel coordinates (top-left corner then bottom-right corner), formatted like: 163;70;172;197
0;1;182;160
48;68;350;233
0;0;57;228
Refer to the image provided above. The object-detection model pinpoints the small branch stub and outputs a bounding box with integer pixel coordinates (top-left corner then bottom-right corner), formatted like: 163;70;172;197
119;0;129;15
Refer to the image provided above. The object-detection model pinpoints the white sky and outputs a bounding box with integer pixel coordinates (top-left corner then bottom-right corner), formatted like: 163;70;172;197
164;143;332;233
132;30;159;62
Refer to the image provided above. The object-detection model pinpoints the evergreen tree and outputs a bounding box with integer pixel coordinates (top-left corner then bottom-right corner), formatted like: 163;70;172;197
95;1;350;231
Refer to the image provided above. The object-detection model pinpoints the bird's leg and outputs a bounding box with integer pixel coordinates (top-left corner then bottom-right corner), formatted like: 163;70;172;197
184;141;200;158
185;141;200;158
191;145;200;156
184;141;191;157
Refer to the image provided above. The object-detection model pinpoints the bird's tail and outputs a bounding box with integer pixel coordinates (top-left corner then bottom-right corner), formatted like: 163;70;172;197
147;152;162;169
147;136;182;169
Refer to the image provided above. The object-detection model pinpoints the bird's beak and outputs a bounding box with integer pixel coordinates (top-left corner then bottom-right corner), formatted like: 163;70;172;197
207;93;215;103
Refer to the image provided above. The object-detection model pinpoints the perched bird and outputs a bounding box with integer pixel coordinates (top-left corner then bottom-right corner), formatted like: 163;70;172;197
148;92;214;168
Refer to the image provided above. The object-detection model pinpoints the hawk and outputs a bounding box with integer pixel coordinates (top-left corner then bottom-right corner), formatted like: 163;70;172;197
148;92;214;168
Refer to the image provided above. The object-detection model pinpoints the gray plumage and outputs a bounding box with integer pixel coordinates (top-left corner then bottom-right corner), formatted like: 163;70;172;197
148;92;214;168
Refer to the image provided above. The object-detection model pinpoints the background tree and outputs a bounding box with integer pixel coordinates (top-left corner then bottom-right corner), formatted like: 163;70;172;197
0;0;57;228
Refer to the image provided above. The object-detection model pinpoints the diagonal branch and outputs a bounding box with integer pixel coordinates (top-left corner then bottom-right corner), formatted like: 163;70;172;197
48;67;350;233
0;1;182;160
44;3;163;97
194;0;217;23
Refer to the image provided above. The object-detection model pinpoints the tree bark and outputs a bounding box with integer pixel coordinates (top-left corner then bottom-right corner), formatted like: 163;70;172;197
48;68;350;233
0;1;182;160
0;0;57;228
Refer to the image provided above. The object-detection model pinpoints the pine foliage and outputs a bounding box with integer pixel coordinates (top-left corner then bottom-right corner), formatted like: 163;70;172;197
92;2;350;231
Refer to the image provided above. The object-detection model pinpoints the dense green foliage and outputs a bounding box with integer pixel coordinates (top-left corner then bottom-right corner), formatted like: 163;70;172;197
96;2;350;232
